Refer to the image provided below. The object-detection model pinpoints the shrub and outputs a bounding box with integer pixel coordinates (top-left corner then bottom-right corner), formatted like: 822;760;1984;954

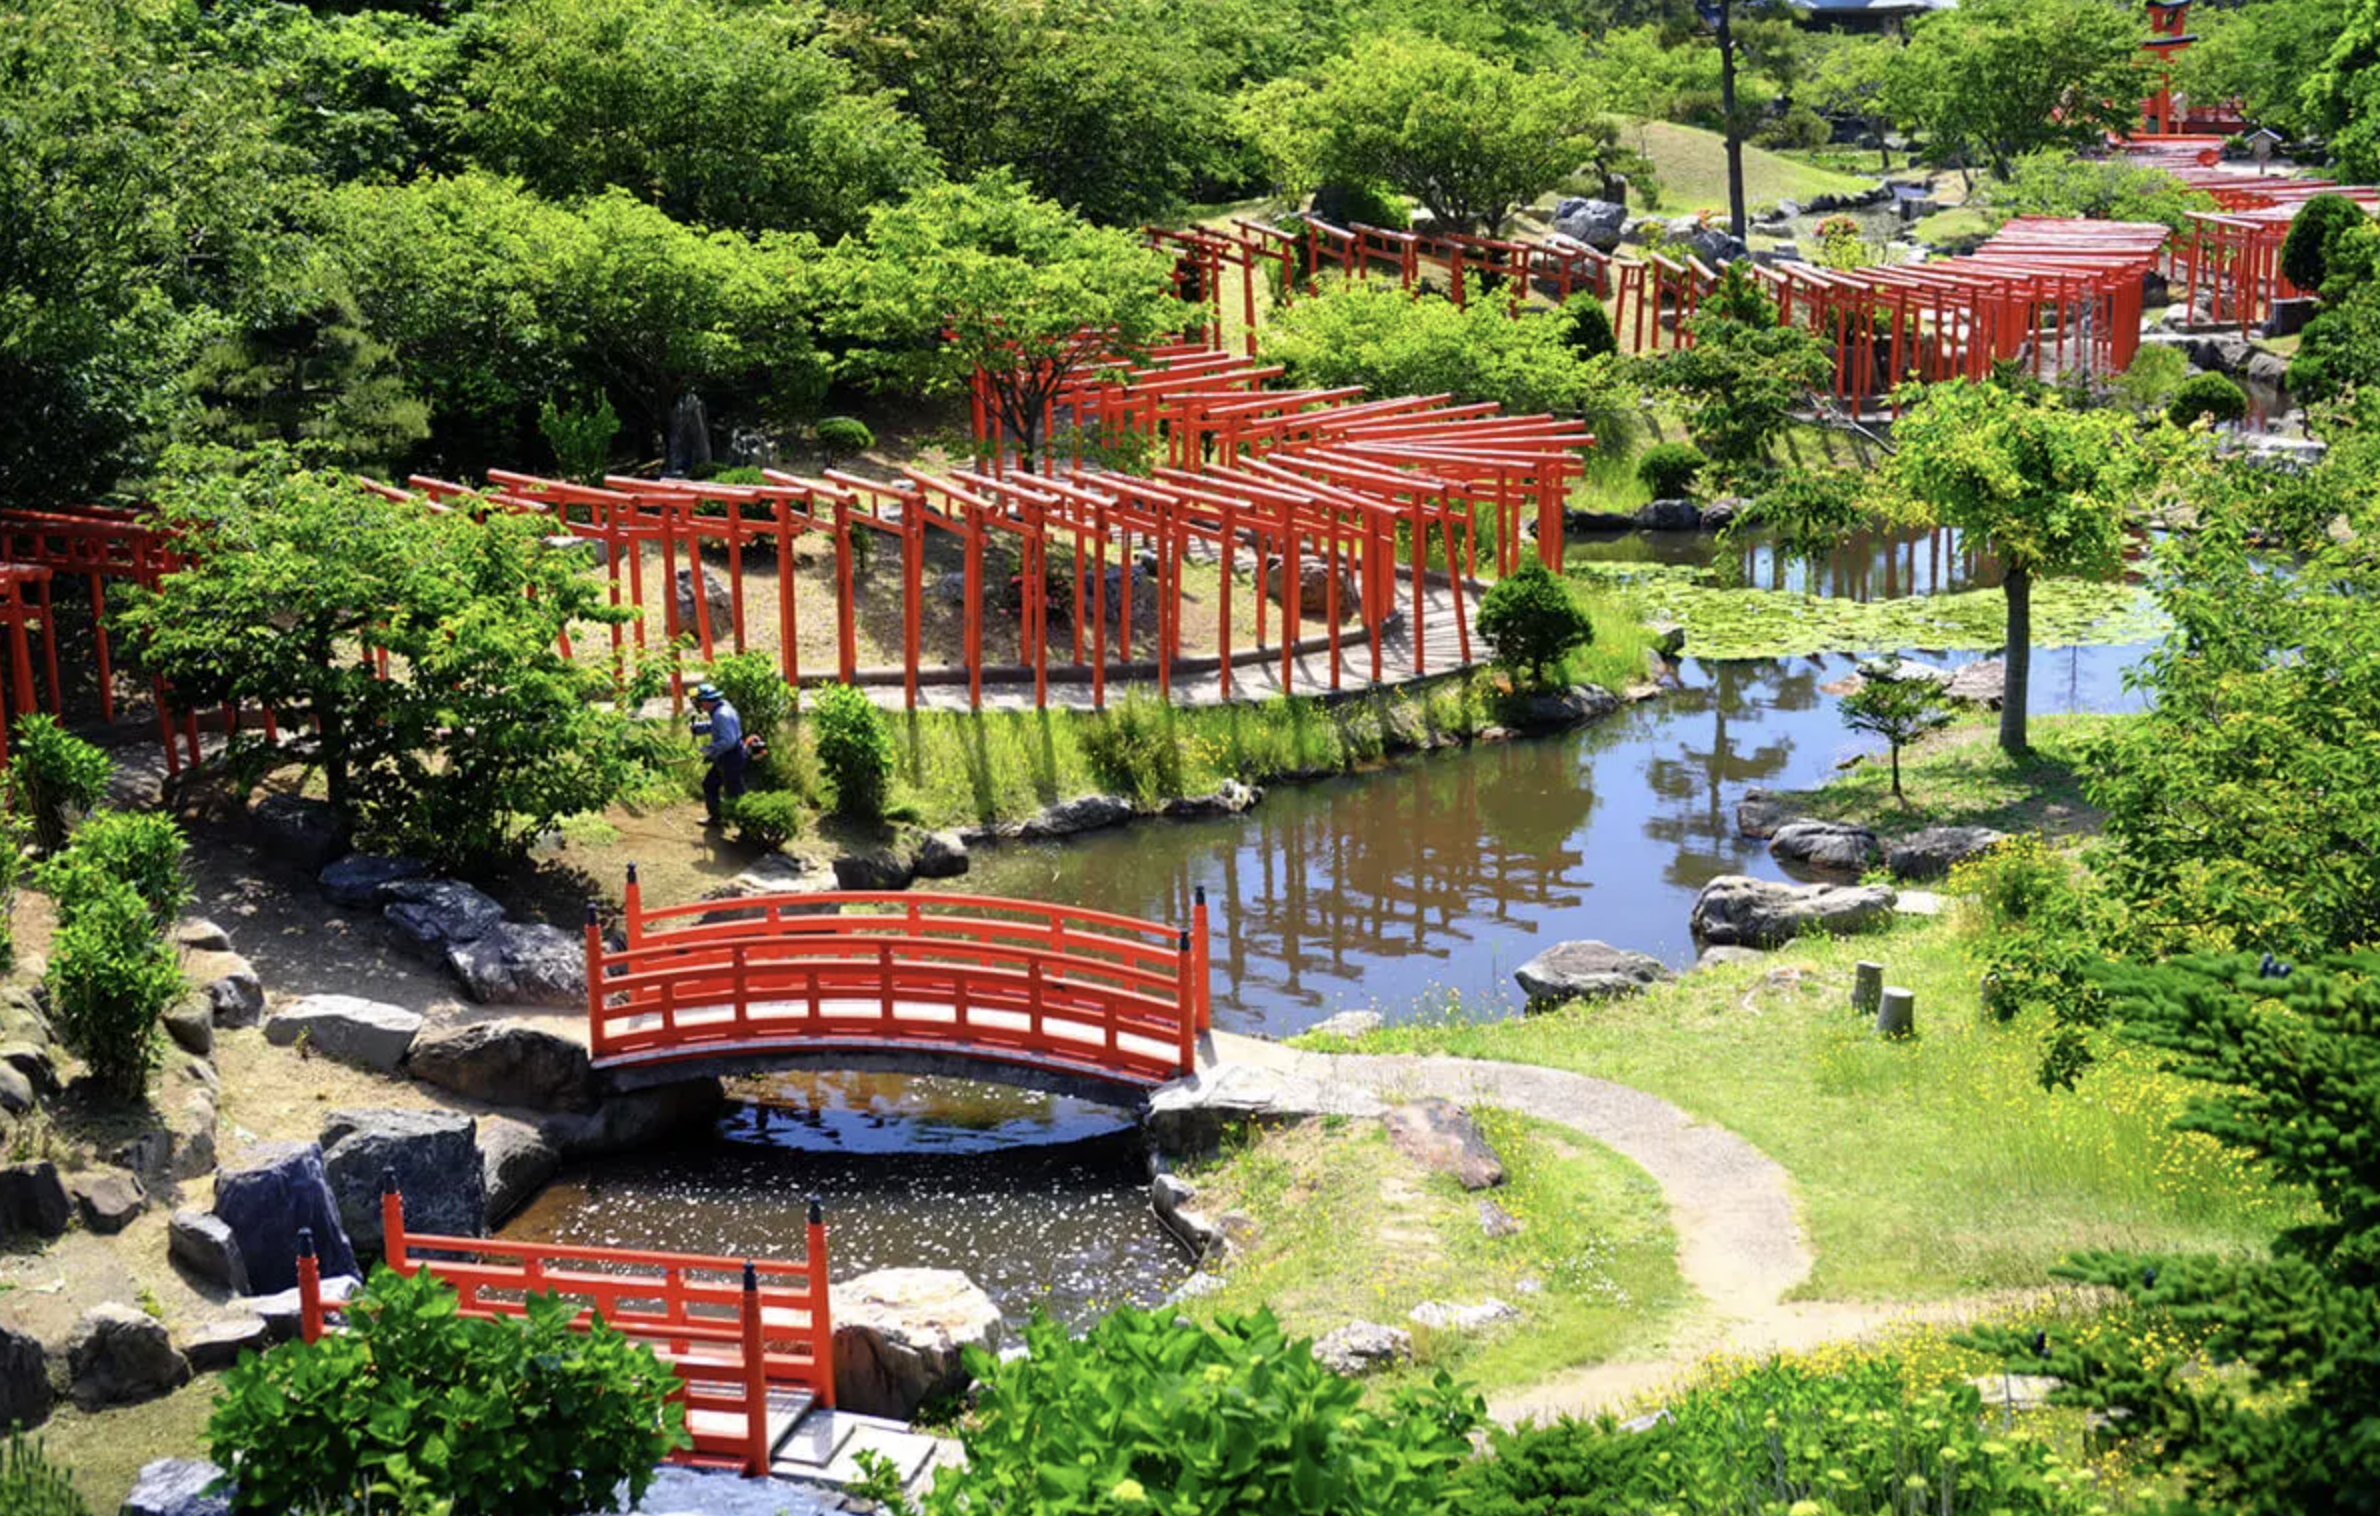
4;714;111;854
1477;558;1595;689
1081;690;1184;807
1307;180;1410;231
2280;191;2370;295
1756;102;1831;151
731;789;804;850
45;876;180;1099
705;651;795;753
1559;294;1617;361
2109;342;2188;415
2167;371;2249;428
39;809;188;930
810;681;894;821
0;1432;87;1516
0;808;24;975
536;392;619;485
815;415;875;463
210;1265;686;1516
911;1307;1478;1516
1635;441;1706;499
1458;1354;2091;1516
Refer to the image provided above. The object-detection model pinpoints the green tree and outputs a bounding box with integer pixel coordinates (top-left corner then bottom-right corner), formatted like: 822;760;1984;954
117;447;664;868
1839;677;1951;804
2308;0;2380;183
1651;264;1833;467
2174;0;2343;141
1883;382;2147;755
1477;558;1596;689
47;877;181;1101
2285;227;2380;402
458;0;932;240
194;1;467;185
1986;150;2217;233
829;174;1185;468
1240;35;1609;236
2279;192;2371;295
183;261;430;468
1884;0;2146;180
1968;952;2380;1515
1805;33;1900;171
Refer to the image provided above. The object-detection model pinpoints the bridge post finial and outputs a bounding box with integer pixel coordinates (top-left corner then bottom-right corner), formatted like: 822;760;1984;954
626;862;639;886
807;1194;824;1225
379;1167;398;1195
585;902;599;925
1195;884;1206;906
296;1225;316;1259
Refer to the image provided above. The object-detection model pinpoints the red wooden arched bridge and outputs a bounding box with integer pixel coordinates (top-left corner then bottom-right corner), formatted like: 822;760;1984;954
582;871;1213;1097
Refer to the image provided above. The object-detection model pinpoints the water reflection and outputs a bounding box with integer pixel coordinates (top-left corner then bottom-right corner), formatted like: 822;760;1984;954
1568;524;2001;601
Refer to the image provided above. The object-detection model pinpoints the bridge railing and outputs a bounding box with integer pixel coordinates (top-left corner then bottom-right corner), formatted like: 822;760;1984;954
297;1182;831;1478
586;876;1211;1084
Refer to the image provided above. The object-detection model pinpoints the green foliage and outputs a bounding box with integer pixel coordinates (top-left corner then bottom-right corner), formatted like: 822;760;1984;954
2167;371;2249;429
1240;34;1611;236
118;449;662;870
909;1307;1480;1516
811;682;896;822
1721;467;1878;573
829;174;1185;465
1558;295;1617;364
2174;0;2342;141
0;808;25;975
2107;342;2189;417
3;716;112;856
1968;952;2380;1515
1950;835;2116;1087
46;878;180;1101
0;1432;89;1516
730;790;805;850
1308;181;1413;231
1811;214;1872;271
209;1264;687;1516
2308;0;2380;185
2279;192;2369;294
2286;267;2380;403
814;416;875;464
1883;0;2148;177
1984;151;2217;233
1840;677;1951;804
704;652;796;752
1262;279;1636;434
184;267;431;470
537;393;620;486
1458;1354;2093;1515
1655;264;1833;466
1756;102;1831;152
40;811;190;932
1478;559;1596;689
1081;691;1188;808
1634;442;1706;499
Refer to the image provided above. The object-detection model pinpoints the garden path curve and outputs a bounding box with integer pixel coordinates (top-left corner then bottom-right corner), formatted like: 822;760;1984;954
1211;1032;2006;1422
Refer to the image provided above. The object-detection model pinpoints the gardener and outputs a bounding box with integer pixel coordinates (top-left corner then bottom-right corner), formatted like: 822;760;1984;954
693;683;746;827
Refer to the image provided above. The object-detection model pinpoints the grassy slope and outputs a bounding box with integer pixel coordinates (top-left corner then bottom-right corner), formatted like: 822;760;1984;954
1609;122;1878;216
1333;721;2299;1301
1177;1113;1687;1393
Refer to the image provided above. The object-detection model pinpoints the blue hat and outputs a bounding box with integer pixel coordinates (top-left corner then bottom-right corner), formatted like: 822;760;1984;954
694;683;721;703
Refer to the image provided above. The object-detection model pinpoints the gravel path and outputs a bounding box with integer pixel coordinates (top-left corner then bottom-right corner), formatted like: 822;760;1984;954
1210;1031;2003;1422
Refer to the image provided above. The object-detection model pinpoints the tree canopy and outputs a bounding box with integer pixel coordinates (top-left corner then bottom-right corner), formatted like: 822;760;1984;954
1884;0;2147;179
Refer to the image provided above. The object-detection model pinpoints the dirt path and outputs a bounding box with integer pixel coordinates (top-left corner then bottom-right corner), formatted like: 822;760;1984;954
1210;1031;2016;1421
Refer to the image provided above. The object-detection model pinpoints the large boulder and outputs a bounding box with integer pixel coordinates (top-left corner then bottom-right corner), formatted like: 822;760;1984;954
1552;196;1629;252
1166;781;1262;819
252;794;346;873
479;1116;559;1226
1312;1321;1412;1376
264;994;423;1073
1635;498;1703;532
1017;794;1136;840
1735;789;1800;840
210;1141;358;1294
185;950;263;1028
912;830;970;880
0;1159;72;1240
1944;660;2006;707
1887;825;2008;881
234;1273;359;1345
69;1167;146;1234
537;1079;725;1157
381;879;505;961
830;1268;1004;1419
675;564;734;641
832;846;916;892
1690;875;1897;948
403;1018;596;1112
318;854;430;909
1145;1063;1386;1155
1264;556;1358;619
1769;819;1884;874
1382;1099;1505;1190
1681;227;1750;267
122;1460;232;1516
1513;684;1621;733
321;1108;486;1253
163;993;214;1056
172;919;232;953
114;1057;219;1183
169;1209;251;1294
1514;940;1674;1005
0;1321;50;1429
698;853;841;923
179;1314;270;1373
447;922;586;1008
67;1302;191;1409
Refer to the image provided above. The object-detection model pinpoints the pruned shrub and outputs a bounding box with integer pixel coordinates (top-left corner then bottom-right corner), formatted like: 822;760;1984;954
705;651;795;755
2167;371;2249;428
1081;690;1184;807
209;1264;687;1516
0;1432;87;1516
913;1307;1478;1516
1307;180;1410;231
2280;191;2370;295
1635;441;1706;499
815;415;875;464
4;714;111;854
810;681;894;821
1560;294;1617;362
1477;558;1595;690
45;876;181;1099
40;809;188;930
731;789;804;850
536;392;619;485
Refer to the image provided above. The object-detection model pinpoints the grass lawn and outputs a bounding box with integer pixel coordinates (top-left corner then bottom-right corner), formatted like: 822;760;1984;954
1910;207;2001;250
37;1381;219;1512
1756;713;2120;840
1605;122;1879;216
1338;913;2298;1301
1175;1112;1687;1393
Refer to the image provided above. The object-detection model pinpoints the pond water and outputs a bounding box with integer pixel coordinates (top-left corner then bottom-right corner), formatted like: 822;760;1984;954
1571;524;2003;601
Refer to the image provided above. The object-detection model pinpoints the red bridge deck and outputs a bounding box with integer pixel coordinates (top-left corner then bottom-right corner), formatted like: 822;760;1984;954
584;873;1213;1089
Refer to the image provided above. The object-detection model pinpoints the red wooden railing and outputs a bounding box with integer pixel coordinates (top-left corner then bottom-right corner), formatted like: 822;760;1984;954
297;1183;832;1478
585;871;1211;1085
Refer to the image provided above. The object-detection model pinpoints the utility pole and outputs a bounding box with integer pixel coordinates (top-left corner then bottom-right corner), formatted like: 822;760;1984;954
1717;0;1749;242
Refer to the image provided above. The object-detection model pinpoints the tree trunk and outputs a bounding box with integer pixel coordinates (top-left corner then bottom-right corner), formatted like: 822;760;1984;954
1719;0;1748;242
2000;564;2031;755
1890;741;1904;803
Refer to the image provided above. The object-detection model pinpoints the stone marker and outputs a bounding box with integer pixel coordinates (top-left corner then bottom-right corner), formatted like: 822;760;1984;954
1876;986;1916;1038
1852;961;1884;1016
